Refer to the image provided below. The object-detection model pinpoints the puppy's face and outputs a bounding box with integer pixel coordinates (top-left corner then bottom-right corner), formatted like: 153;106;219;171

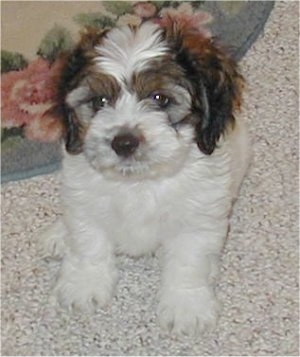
60;21;243;180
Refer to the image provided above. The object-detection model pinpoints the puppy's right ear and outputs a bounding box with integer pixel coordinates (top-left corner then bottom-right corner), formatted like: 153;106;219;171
59;27;109;154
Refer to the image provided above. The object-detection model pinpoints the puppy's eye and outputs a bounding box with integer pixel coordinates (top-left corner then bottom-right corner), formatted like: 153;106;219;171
150;92;171;109
90;96;109;111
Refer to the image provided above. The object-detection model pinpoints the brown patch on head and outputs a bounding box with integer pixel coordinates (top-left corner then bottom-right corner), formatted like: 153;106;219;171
86;73;121;106
161;17;245;154
131;56;190;100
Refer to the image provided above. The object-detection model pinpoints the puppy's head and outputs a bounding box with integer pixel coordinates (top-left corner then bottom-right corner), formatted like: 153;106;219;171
59;20;243;179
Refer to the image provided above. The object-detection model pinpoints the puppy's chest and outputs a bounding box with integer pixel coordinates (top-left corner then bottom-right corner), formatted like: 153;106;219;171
102;183;177;245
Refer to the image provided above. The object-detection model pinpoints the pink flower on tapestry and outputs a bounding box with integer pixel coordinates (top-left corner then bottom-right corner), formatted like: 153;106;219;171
1;57;65;142
133;2;158;19
157;3;213;39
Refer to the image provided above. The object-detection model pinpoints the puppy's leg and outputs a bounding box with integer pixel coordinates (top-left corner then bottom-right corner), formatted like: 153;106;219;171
54;217;117;312
158;227;226;336
38;218;67;260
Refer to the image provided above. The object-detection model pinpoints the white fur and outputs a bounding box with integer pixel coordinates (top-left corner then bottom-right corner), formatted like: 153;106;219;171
41;120;250;335
95;22;168;84
40;23;251;337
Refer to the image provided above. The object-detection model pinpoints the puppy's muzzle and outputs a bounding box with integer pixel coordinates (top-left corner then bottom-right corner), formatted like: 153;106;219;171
111;133;140;158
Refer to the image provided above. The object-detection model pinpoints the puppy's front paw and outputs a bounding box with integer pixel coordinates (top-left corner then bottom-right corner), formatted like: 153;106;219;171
55;259;118;312
158;286;219;337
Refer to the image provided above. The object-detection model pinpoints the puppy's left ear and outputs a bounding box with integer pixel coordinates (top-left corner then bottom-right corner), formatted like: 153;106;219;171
164;19;244;154
191;42;244;155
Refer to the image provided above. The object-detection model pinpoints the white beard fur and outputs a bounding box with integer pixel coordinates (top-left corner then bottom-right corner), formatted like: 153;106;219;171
40;115;251;337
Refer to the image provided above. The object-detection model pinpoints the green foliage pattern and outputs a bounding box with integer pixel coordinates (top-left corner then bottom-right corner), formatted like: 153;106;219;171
1;50;28;73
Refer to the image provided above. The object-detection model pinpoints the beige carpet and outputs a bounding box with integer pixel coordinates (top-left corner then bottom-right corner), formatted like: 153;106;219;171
1;1;299;355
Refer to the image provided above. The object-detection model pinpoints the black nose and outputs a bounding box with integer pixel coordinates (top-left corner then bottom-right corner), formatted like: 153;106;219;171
111;133;140;157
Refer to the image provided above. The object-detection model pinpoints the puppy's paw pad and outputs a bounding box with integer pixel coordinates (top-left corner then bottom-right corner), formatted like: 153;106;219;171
158;287;219;337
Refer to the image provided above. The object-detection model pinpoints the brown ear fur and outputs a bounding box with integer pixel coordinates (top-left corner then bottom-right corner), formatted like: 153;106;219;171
162;17;244;154
58;27;109;154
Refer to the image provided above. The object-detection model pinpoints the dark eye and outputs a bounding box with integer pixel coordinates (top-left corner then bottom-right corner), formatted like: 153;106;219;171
90;96;109;111
150;92;171;109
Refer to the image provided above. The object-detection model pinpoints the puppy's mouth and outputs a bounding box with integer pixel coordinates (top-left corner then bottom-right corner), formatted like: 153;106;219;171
115;159;151;177
98;156;157;181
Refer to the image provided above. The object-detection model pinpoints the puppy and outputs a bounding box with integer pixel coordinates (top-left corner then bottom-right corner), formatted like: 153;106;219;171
41;19;251;336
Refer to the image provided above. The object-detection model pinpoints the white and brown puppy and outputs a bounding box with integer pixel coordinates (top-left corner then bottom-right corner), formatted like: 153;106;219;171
41;19;251;336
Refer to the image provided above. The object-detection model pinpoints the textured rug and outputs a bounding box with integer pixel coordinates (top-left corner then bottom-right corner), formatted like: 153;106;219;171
1;2;299;356
1;0;275;183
